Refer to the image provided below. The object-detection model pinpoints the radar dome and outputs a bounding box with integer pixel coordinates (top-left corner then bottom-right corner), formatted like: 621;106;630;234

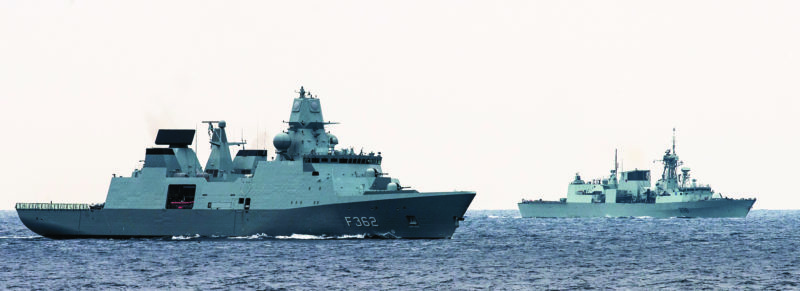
273;133;292;151
387;183;398;191
329;134;339;145
218;120;227;128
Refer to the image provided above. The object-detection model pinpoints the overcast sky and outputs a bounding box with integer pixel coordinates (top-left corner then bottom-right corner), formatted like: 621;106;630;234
1;0;798;210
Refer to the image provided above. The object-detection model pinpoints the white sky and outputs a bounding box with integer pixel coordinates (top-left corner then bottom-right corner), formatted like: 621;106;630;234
1;0;798;210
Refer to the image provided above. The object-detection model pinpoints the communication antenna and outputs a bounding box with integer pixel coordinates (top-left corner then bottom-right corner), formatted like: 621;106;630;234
614;149;619;173
672;127;676;154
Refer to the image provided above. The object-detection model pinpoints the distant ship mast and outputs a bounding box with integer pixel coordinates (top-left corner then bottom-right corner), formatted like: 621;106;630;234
609;149;619;186
672;127;676;155
658;128;682;192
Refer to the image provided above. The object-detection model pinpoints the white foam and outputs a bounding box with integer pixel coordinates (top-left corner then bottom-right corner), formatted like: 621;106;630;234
228;233;270;240
274;233;367;240
337;234;366;239
0;235;41;239
275;234;328;240
170;234;200;240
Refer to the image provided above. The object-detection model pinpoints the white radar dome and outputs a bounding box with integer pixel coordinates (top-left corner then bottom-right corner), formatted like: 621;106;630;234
387;183;398;191
329;134;339;145
273;133;292;151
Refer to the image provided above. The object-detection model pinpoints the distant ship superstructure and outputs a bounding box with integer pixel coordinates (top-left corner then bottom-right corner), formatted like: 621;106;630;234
17;87;476;238
519;130;755;218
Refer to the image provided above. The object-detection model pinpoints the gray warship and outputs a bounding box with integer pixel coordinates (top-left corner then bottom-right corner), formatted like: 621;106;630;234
519;130;755;218
16;87;475;238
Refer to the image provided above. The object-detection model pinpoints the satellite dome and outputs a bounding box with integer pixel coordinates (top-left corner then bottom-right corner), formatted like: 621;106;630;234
329;134;339;145
218;120;227;128
273;133;291;151
387;183;398;191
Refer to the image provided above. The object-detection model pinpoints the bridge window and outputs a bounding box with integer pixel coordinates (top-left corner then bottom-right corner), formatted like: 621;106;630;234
206;169;219;178
303;155;382;165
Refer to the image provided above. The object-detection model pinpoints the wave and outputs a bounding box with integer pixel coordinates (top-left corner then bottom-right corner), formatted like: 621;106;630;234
339;234;367;239
489;215;523;219
170;234;200;240
274;233;366;240
0;235;41;239
228;233;271;240
161;233;369;240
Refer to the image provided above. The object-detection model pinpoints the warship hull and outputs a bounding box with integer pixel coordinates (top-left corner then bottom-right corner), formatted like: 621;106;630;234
518;198;755;218
18;192;475;239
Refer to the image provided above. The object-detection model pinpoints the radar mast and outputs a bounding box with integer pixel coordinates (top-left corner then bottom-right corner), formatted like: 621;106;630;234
658;128;681;192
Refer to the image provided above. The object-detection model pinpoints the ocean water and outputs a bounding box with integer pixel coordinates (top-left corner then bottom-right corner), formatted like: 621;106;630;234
1;210;799;290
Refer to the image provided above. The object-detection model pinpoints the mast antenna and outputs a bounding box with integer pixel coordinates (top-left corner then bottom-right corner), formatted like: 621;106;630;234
672;127;676;154
614;149;619;173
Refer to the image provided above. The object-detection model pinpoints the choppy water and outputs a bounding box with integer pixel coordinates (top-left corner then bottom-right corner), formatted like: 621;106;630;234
1;210;799;290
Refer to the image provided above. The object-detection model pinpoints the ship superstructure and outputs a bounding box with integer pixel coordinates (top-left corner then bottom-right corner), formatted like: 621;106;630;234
519;130;755;218
16;87;475;238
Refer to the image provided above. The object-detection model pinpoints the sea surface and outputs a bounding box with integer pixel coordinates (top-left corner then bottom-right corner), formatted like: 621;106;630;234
1;209;799;290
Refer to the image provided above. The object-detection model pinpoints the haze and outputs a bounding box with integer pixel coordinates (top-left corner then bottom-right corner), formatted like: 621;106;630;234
1;1;798;210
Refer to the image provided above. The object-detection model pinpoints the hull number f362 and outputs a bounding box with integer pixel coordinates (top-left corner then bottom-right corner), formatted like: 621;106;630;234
345;217;378;227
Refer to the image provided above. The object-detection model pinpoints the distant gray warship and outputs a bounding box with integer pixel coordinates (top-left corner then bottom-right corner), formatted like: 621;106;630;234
519;130;755;218
17;87;475;238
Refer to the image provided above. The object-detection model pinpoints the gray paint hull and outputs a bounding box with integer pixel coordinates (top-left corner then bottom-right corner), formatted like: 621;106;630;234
518;199;755;218
17;193;475;239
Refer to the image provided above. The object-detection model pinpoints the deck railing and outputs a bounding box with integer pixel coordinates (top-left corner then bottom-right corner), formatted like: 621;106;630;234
15;203;90;210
